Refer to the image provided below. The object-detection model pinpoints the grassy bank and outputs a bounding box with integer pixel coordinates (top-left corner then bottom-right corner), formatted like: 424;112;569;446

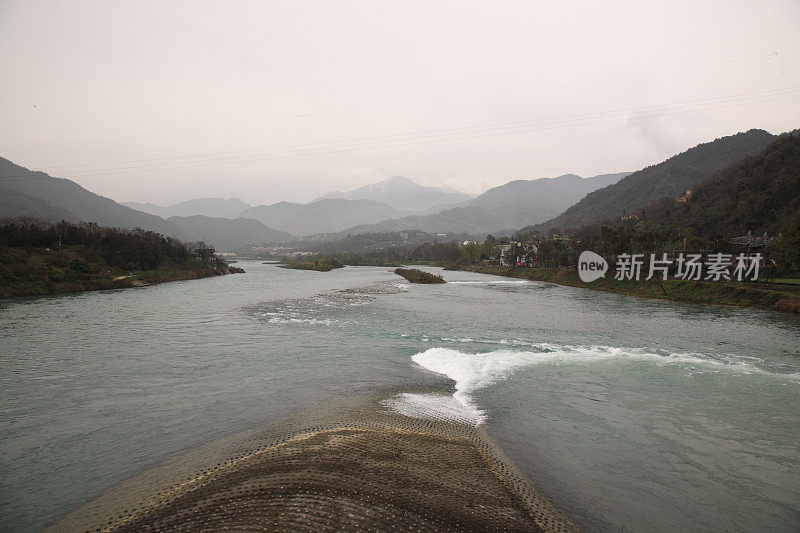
451;264;800;313
0;245;243;299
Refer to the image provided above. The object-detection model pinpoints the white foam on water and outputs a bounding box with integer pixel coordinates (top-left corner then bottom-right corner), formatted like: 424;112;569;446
264;317;337;326
385;347;560;426
247;290;377;328
439;336;547;348
411;347;560;412
381;393;486;426
385;344;799;426
449;280;531;285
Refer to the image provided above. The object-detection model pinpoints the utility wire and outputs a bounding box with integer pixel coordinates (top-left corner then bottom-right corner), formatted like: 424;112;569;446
14;85;800;172
3;49;798;151
1;90;797;183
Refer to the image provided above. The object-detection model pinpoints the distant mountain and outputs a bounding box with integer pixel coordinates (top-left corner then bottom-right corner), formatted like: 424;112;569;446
123;198;251;219
0;157;187;239
168;216;295;251
640;132;800;238
418;199;472;215
338;205;512;236
315;176;473;212
535;129;776;232
470;173;627;216
120;201;170;218
240;198;408;236
331;173;628;237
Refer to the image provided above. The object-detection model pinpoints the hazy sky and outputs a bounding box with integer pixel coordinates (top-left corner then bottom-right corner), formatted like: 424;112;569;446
1;0;799;205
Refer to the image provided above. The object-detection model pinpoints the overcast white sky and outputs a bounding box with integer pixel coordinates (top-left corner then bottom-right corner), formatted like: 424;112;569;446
1;0;799;205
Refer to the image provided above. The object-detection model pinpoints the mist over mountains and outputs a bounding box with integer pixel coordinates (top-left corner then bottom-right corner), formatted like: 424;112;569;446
168;215;295;250
314;175;473;212
123;198;252;219
0;128;790;251
1;162;625;247
333;173;628;237
240;199;408;236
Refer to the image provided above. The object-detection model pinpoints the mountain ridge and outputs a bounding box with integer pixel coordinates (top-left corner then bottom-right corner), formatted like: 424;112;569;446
123;198;252;219
241;198;409;236
314;175;473;212
639;132;800;241
0;157;188;239
168;215;295;251
327;172;629;237
533;129;776;232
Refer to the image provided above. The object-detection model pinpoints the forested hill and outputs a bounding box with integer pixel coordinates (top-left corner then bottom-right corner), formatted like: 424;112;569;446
0;157;187;239
641;133;800;240
535;129;776;232
168;215;296;251
0;219;241;298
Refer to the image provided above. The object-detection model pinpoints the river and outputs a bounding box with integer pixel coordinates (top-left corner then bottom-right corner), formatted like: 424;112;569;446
1;262;798;531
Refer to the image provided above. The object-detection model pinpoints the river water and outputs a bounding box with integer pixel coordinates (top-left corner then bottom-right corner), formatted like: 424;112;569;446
1;262;799;531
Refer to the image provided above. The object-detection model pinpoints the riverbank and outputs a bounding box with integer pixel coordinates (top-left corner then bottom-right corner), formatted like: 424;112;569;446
451;264;800;313
51;402;573;533
0;245;243;299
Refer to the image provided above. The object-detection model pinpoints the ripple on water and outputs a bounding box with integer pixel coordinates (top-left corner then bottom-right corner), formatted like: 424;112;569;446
243;281;406;327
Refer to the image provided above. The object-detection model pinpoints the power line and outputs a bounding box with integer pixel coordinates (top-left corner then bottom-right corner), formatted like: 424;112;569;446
1;90;797;183
14;85;799;172
3;87;798;178
2;49;798;152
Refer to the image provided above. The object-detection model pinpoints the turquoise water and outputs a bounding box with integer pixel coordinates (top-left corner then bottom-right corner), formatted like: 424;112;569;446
1;262;799;531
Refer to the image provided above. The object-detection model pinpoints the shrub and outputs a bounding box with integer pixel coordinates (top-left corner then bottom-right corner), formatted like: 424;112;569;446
69;258;91;273
394;268;446;284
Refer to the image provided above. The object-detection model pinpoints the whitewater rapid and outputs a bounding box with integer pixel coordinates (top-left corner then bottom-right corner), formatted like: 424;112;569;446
384;343;800;426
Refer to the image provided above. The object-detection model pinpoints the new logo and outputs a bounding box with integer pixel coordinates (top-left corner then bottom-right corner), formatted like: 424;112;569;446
578;251;608;282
